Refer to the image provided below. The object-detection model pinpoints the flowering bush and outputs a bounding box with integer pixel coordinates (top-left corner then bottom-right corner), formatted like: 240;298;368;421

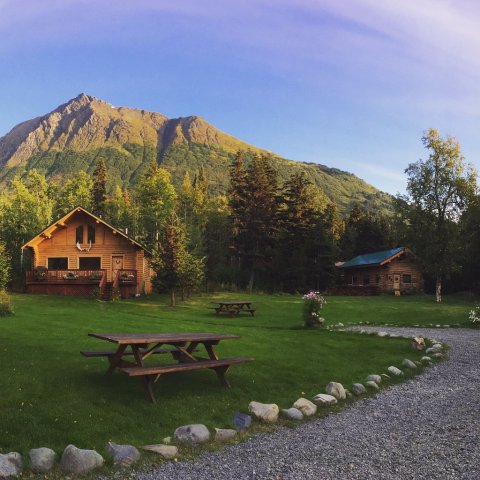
468;305;480;327
302;291;326;328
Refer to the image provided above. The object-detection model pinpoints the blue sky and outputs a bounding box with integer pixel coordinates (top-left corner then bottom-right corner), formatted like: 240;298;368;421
1;0;479;194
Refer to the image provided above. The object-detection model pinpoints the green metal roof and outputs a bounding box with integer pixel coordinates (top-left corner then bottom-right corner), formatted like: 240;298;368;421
341;247;404;268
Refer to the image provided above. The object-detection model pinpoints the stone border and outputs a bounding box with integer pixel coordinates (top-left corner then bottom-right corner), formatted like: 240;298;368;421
0;332;447;478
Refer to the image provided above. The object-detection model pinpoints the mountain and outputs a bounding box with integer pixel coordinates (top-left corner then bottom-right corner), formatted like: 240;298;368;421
0;93;392;213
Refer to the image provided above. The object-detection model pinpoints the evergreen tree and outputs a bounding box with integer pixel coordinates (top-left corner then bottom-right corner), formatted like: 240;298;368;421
151;212;188;307
92;158;107;216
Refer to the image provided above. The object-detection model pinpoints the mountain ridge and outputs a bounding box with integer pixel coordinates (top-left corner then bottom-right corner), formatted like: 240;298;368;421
0;94;392;213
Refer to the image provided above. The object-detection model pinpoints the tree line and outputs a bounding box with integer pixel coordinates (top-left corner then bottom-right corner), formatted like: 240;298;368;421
0;128;478;303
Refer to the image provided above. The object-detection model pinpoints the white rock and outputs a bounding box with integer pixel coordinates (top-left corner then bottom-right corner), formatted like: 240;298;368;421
366;374;382;384
142;445;178;459
312;393;338;407
248;401;279;423
214;428;237;442
351;383;367;395
0;452;22;478
162;436;172;445
381;373;391;379
421;356;432;363
402;358;417;369
106;442;140;466
29;448;56;473
325;382;346;400
387;366;403;376
281;408;304;420
293;398;317;417
377;331;389;337
60;445;104;475
174;424;210;445
432;352;444;359
365;381;379;390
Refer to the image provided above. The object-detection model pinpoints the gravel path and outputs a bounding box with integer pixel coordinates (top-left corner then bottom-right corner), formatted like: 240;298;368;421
134;327;480;480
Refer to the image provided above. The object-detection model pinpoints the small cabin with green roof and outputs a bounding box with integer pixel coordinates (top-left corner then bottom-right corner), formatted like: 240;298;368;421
337;247;423;294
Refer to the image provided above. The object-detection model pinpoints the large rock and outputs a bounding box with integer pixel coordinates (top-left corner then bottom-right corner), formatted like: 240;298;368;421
0;452;22;478
60;445;104;475
411;336;425;351
388;366;403;376
106;442;140;466
426;344;443;354
174;424;210;445
325;382;346;400
366;374;382;384
312;393;337;407
351;383;367;396
402;358;417;369
29;448;56;473
248;401;279;423
421;356;432;363
293;398;317;417
281;408;304;420
142;445;178;459
365;380;379;390
232;412;252;430
214;428;237;442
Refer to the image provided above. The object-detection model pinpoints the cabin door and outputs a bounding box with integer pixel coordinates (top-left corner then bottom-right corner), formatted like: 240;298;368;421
393;274;400;290
112;256;124;281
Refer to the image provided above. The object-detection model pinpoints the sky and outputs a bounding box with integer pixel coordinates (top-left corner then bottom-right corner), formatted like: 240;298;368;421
1;0;479;194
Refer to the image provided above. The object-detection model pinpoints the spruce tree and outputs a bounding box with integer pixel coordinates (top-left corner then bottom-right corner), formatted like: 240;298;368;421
92;158;107;216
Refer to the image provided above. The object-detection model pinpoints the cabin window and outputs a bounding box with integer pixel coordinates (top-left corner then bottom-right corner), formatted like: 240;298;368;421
402;274;412;284
48;257;68;270
363;275;370;285
87;225;95;244
76;225;84;244
79;257;101;270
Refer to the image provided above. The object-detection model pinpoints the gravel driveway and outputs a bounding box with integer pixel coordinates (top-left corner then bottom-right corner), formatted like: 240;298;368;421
134;327;480;480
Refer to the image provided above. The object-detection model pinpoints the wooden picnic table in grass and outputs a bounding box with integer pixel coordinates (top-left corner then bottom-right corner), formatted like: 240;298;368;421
211;301;256;317
82;332;255;403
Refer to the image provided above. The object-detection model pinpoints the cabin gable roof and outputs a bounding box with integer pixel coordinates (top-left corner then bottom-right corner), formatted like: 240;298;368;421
341;247;407;269
22;206;148;252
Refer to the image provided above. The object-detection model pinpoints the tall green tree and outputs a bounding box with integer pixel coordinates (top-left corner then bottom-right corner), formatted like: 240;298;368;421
229;153;279;291
400;128;477;302
55;170;94;216
151;212;188;307
92;158;107;216
0;242;11;290
136;162;177;250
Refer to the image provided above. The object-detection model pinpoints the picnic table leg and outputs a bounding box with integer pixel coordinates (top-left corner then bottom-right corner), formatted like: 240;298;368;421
132;346;156;403
106;344;128;375
205;344;218;360
213;365;231;388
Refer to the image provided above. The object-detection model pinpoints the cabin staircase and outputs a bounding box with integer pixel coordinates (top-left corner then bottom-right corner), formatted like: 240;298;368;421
101;281;114;301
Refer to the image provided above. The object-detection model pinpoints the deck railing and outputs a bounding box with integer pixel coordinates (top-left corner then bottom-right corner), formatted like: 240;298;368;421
26;269;107;284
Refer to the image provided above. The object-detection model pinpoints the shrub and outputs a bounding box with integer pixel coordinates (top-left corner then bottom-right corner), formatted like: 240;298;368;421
0;290;13;316
302;291;326;328
0;242;11;289
468;305;480;328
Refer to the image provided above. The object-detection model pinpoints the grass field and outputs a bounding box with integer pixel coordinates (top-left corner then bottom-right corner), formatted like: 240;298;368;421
0;292;471;457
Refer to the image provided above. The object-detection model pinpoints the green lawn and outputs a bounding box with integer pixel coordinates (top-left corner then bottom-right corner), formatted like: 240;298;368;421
0;292;468;456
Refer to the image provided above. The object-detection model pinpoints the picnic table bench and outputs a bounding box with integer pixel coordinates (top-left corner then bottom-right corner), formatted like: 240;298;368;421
82;332;254;403
211;301;256;317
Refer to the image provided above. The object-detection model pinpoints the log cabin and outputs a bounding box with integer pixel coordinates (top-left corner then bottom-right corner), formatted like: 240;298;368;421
335;247;423;295
22;207;153;299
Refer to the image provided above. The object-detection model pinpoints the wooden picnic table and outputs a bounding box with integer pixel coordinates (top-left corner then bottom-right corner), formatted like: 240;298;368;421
212;301;256;317
82;332;254;403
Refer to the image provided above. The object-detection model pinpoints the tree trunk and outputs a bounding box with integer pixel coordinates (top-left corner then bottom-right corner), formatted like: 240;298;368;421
248;267;255;293
181;287;185;301
170;289;176;307
435;276;442;303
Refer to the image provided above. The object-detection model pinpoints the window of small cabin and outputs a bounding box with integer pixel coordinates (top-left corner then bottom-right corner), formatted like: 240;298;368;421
363;275;370;285
402;274;412;284
48;257;68;270
79;257;101;270
76;225;84;244
87;225;95;244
